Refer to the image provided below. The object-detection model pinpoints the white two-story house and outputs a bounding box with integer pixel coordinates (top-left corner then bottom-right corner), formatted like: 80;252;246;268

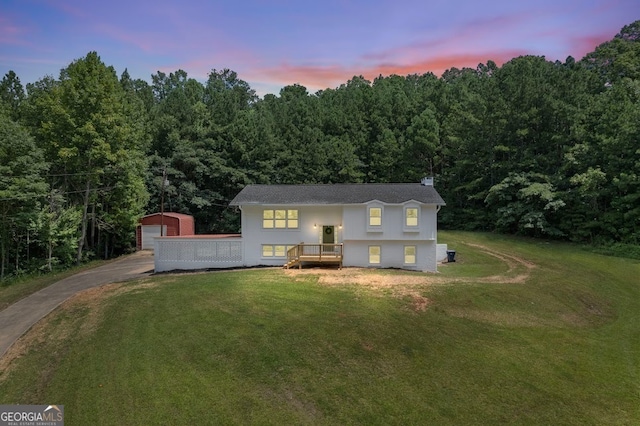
228;179;446;272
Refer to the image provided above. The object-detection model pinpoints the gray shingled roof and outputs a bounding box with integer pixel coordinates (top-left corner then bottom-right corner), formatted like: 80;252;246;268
229;183;446;206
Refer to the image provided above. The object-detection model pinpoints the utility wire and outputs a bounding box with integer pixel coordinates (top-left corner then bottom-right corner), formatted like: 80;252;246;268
0;186;115;202
46;171;107;177
1;171;122;178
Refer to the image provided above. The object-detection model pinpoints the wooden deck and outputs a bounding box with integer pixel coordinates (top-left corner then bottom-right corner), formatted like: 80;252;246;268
285;243;343;269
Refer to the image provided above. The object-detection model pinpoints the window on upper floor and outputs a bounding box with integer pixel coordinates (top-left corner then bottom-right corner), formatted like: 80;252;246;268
405;207;418;227
369;207;382;227
263;209;298;229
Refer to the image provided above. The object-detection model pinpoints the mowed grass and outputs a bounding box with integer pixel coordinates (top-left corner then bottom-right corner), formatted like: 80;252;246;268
0;232;638;425
0;259;113;310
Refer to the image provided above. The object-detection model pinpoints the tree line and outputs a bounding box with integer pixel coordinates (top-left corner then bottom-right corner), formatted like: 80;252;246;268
1;21;638;279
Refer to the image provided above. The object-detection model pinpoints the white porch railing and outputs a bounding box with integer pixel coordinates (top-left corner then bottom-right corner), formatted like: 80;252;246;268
154;237;243;272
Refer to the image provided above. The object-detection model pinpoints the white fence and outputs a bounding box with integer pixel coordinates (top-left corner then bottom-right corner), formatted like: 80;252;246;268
154;237;244;272
436;243;448;262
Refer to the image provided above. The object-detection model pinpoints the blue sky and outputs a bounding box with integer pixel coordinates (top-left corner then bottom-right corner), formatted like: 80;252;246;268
1;0;637;96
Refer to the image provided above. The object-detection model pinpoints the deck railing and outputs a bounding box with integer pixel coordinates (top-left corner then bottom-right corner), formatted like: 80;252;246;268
286;243;343;269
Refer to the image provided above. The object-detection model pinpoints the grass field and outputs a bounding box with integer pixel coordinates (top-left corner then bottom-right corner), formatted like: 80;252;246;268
0;259;111;311
0;232;638;425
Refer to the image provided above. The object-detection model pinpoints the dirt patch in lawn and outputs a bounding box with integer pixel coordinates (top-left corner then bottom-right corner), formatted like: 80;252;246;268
408;293;431;312
66;279;161;335
464;243;536;284
312;269;436;287
285;268;435;311
285;242;536;287
283;243;536;311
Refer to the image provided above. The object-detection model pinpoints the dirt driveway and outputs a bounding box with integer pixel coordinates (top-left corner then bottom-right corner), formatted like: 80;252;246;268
0;251;154;359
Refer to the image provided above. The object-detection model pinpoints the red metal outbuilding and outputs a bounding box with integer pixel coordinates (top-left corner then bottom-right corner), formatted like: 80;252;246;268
136;212;195;250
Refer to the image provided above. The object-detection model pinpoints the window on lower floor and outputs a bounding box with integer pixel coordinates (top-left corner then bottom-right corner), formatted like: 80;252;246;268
262;244;294;257
369;245;381;264
404;246;416;264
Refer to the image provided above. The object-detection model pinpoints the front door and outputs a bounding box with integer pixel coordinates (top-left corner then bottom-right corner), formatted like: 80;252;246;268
322;225;335;252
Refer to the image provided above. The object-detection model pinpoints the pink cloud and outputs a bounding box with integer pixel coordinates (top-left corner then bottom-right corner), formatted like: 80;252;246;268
362;11;532;68
569;33;615;57
253;49;527;91
237;15;538;93
0;16;32;47
369;51;527;76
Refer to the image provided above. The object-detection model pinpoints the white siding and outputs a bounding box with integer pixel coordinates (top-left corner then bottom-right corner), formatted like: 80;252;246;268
240;202;439;272
241;205;344;266
342;240;437;272
437;244;448;262
343;204;437;241
422;205;438;241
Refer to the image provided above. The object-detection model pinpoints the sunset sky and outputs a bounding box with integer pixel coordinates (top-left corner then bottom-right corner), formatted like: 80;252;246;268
1;0;637;96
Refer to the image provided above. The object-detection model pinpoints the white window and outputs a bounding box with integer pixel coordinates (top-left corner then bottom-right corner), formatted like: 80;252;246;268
404;246;416;264
262;245;294;258
405;208;418;227
274;209;286;228
262;210;274;228
263;209;298;229
287;210;298;228
369;207;382;226
369;246;381;264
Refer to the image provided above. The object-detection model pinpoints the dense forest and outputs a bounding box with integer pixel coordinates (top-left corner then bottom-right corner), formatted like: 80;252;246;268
1;21;639;279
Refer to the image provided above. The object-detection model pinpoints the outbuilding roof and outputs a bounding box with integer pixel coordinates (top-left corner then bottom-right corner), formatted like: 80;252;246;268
141;212;194;220
229;183;446;206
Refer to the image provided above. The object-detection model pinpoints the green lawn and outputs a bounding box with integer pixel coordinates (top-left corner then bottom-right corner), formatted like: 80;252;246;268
0;260;111;311
0;232;638;425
